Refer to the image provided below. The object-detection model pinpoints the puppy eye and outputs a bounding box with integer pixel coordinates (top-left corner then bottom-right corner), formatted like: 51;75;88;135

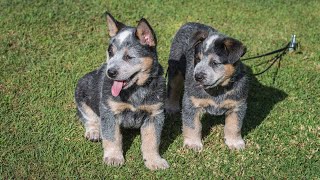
194;57;201;65
194;53;202;65
108;46;114;57
124;54;133;61
210;60;220;66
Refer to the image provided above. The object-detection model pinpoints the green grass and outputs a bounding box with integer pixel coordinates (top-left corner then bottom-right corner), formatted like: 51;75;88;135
1;0;319;179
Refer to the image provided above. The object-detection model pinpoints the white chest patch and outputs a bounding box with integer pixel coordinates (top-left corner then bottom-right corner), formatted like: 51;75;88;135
117;30;132;45
205;35;219;51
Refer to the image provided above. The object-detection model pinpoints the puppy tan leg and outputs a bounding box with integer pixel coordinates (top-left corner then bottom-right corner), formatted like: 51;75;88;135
182;110;203;152
78;103;100;141
141;123;169;170
102;122;124;166
224;110;245;150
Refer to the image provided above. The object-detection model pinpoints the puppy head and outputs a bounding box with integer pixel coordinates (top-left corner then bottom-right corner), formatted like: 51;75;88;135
191;32;246;88
104;12;157;96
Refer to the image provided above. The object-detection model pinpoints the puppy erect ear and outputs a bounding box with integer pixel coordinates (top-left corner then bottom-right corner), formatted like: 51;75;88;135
219;37;246;64
104;12;125;37
190;30;209;49
189;31;208;61
136;18;157;47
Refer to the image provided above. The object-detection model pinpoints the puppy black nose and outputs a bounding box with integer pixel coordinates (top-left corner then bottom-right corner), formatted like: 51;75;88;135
107;68;118;78
195;72;206;82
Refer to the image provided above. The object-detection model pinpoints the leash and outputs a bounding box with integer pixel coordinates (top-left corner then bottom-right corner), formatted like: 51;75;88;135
242;35;297;62
241;35;298;83
241;42;290;62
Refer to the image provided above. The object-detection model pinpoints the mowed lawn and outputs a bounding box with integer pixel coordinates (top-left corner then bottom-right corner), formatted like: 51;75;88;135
1;0;319;178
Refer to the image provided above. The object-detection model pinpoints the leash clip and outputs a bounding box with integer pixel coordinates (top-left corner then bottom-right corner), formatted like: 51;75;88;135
288;34;297;52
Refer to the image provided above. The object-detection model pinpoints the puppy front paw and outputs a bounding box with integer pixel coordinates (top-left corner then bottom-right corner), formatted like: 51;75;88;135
225;137;245;150
103;154;125;166
144;156;169;170
85;129;100;142
183;138;203;152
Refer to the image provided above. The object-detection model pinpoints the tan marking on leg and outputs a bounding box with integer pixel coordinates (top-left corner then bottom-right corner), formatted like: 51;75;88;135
165;71;184;113
183;110;203;151
137;57;153;85
224;111;245;150
141;124;158;158
103;122;124;166
190;96;217;108
141;123;169;170
183;110;202;140
221;64;235;86
139;103;163;117
81;102;100;128
80;103;100;141
102;124;122;151
107;99;135;114
225;112;240;138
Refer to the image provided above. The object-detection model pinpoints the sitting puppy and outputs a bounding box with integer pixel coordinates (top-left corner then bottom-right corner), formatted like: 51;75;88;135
166;23;248;151
75;12;169;170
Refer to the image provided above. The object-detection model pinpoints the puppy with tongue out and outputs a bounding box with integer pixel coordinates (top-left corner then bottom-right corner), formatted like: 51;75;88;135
111;81;124;97
75;12;168;171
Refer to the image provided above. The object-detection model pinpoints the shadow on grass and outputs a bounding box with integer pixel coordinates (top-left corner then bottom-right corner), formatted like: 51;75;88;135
159;113;182;155
242;70;288;137
121;128;140;157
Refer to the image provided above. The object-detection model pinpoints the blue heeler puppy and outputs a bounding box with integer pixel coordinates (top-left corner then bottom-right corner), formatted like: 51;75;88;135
75;12;169;170
166;23;248;151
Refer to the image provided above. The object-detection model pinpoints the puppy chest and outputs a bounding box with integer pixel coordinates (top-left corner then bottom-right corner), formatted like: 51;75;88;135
189;96;240;115
120;111;147;128
107;99;163;128
206;106;227;116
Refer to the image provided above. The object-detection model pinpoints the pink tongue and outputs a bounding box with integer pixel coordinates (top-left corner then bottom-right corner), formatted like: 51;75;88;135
111;81;124;97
